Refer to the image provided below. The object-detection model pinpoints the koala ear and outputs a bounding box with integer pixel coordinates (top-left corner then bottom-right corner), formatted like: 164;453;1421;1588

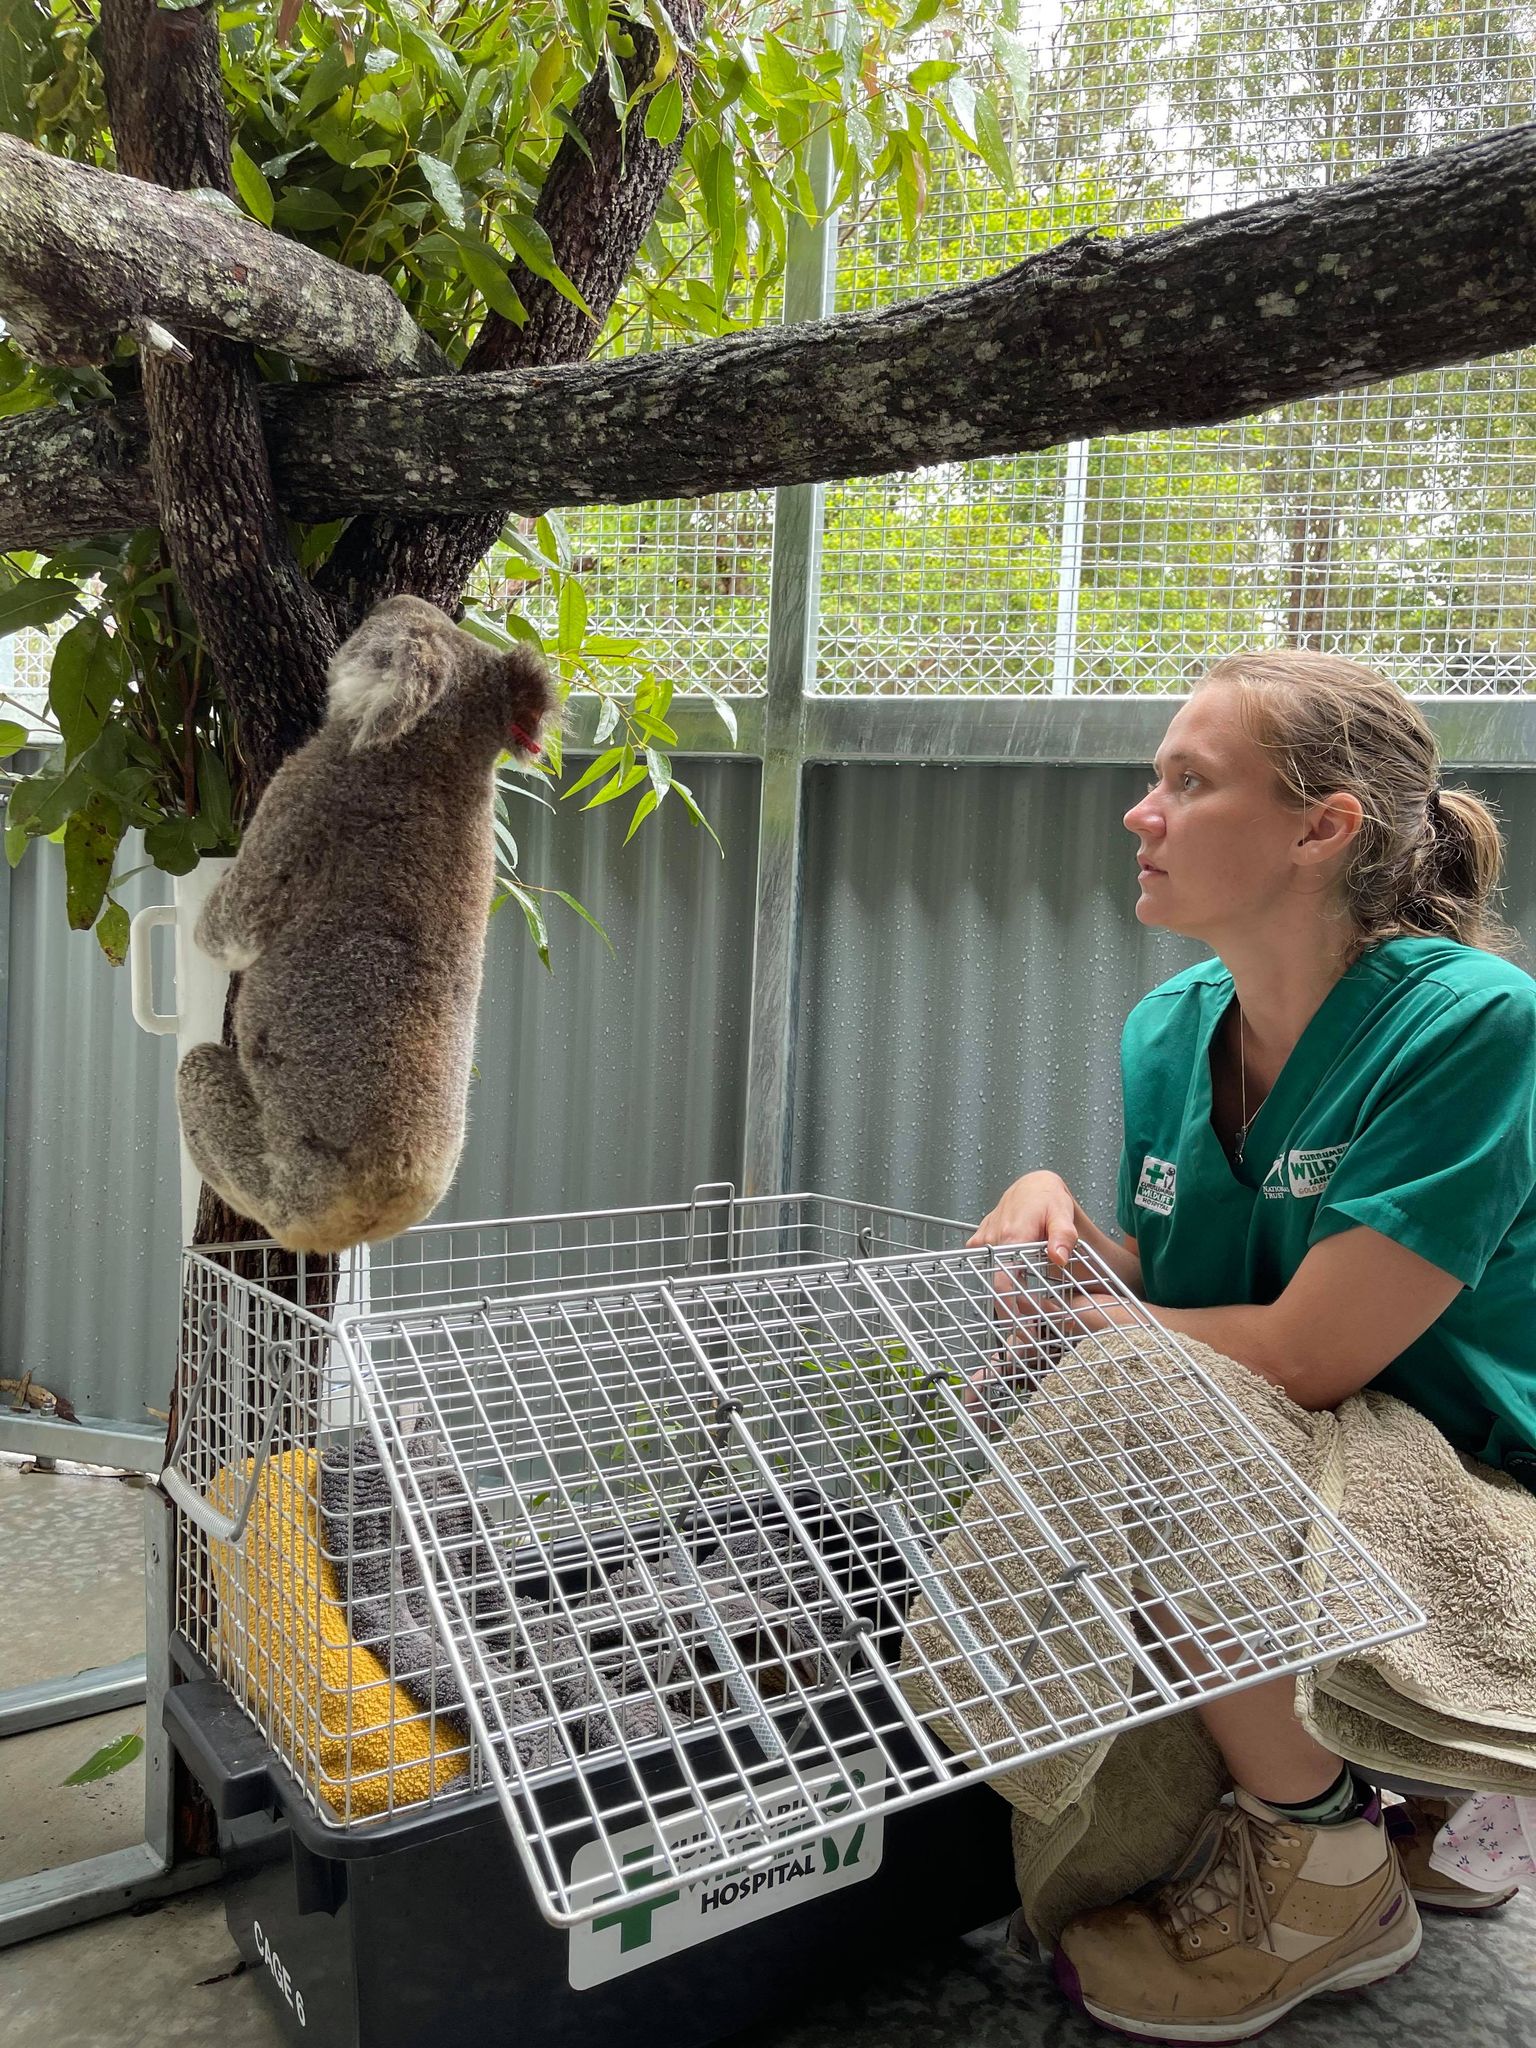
327;596;460;751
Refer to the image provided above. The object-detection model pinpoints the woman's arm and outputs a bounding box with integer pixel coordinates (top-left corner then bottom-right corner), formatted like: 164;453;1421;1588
1104;1224;1462;1409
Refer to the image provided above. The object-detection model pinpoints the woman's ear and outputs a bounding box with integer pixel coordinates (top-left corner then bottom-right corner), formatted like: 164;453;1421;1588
327;596;461;751
1296;790;1365;864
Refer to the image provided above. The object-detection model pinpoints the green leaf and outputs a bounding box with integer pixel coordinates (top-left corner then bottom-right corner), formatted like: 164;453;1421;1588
96;898;130;969
503;215;595;320
195;745;236;847
0;577;79;640
0;719;27;758
272;185;352;232
297;40;352;120
672;777;725;855
229;142;274;226
561;744;625;802
584;760;648;809
48;615;123;761
703;688;738;745
144;817;201;877
504;880;551;970
557;576;588;657
973;89;1014;193
644;77;685;145
624;787;659;842
416;151;465;229
5;779;44;867
909;59;962;91
452;231;527;325
946;77;977;144
65;1731;144;1784
64;791;121;932
591;694;621;746
550;889;615;957
645;747;673;796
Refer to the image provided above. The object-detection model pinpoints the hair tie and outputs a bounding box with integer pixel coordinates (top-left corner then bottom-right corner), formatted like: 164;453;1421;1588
1427;782;1444;815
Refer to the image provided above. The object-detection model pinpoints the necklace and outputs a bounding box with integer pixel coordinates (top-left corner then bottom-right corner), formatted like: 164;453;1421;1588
1233;1007;1270;1166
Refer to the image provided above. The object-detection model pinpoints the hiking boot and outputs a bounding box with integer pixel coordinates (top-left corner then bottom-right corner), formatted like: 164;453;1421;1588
1385;1794;1520;1914
1053;1787;1420;2043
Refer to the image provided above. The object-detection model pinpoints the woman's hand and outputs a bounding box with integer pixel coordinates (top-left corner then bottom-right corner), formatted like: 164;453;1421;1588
967;1173;1094;1408
967;1171;1080;1267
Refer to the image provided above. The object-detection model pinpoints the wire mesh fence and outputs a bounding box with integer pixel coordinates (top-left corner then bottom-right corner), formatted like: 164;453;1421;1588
818;0;1536;697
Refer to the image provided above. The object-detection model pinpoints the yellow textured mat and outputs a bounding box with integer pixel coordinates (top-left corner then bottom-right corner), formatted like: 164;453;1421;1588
208;1447;469;1817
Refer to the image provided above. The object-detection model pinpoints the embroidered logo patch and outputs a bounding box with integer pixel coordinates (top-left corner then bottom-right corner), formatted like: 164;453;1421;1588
1134;1155;1177;1216
1286;1144;1348;1199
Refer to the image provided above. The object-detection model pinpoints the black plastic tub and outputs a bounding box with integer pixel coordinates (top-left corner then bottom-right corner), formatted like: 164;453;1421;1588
166;1651;1017;2048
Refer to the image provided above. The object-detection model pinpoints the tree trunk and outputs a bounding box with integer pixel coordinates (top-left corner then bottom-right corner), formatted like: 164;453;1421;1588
8;117;1536;553
100;0;335;799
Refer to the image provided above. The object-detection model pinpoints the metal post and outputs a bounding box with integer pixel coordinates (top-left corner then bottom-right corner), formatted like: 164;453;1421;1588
1050;439;1090;697
741;129;836;1199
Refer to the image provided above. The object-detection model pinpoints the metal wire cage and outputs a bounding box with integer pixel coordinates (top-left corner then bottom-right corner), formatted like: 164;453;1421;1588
166;1187;1423;1931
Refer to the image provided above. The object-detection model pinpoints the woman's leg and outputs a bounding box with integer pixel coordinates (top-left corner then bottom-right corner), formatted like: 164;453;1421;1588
1142;1598;1345;1804
1192;1672;1343;1805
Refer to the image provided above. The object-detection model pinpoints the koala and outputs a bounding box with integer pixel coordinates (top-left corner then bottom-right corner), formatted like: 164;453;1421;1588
175;596;557;1254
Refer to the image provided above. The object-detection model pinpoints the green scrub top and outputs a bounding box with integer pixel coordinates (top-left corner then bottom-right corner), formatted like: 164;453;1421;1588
1115;935;1536;1482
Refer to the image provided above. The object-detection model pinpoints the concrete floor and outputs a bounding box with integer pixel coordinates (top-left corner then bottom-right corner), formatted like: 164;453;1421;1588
3;1456;1533;2048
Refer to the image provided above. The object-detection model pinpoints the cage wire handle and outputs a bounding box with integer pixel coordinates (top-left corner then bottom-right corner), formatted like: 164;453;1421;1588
159;1328;300;1546
686;1181;737;1274
655;1283;956;1779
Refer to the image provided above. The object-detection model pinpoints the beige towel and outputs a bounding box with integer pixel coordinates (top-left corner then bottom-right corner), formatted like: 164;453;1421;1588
898;1330;1536;1948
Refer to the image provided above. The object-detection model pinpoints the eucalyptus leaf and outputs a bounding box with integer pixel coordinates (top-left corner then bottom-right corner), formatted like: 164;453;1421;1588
0;577;80;640
64;1731;145;1785
64;791;122;931
96;898;131;969
417;151;466;228
551;888;616;957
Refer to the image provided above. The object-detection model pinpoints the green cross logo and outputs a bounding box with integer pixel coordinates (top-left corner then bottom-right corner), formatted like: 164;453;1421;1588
592;1848;682;1953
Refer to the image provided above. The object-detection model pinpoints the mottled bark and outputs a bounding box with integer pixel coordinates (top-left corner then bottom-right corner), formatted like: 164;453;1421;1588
9;118;1536;551
315;0;708;625
0;131;448;376
99;0;335;799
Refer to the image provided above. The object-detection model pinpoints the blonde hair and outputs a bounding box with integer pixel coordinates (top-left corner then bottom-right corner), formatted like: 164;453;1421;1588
1200;650;1515;957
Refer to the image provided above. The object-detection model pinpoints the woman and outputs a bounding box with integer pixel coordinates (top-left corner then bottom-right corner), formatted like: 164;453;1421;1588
971;650;1536;2042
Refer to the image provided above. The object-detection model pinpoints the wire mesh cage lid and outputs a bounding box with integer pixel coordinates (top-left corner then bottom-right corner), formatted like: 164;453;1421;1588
329;1235;1423;1930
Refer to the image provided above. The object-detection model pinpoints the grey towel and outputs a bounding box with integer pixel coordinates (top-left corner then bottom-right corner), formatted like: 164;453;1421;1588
317;1425;826;1775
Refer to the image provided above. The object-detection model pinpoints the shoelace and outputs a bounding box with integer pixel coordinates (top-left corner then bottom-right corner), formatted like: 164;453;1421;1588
1156;1803;1301;1952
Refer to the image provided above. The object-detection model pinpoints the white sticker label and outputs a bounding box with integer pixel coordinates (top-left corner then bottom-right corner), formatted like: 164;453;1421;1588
1134;1154;1178;1216
1286;1144;1348;1199
568;1752;885;1988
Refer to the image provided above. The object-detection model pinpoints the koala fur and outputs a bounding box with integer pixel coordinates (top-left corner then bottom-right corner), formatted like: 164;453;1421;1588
175;596;557;1254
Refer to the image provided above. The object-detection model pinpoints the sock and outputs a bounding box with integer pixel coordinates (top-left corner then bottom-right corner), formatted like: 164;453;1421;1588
1261;1764;1374;1828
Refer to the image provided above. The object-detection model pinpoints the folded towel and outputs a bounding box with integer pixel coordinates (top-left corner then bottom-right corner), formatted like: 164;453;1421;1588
898;1329;1536;1948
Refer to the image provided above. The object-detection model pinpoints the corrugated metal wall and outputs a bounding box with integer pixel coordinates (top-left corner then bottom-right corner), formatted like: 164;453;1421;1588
6;761;1536;1427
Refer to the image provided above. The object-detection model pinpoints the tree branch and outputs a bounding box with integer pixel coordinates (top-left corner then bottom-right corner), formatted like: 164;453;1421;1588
314;0;709;624
8;120;1536;548
0;131;449;378
99;0;335;792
